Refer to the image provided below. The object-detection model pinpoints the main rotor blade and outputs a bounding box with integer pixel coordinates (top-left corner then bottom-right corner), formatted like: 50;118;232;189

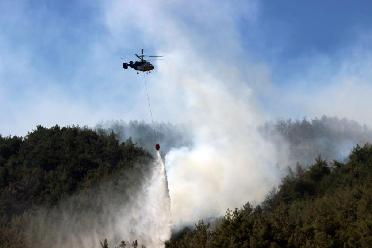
147;55;163;57
135;54;142;59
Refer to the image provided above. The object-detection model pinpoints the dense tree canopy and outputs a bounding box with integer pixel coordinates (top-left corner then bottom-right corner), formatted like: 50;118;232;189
1;124;371;247
167;145;372;247
0;125;151;223
262;116;372;166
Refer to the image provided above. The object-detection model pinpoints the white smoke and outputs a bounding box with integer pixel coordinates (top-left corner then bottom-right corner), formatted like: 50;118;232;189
101;0;283;227
26;153;171;248
161;56;282;226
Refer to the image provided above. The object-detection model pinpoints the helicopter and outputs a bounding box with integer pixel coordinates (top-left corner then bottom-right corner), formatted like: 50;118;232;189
122;49;162;73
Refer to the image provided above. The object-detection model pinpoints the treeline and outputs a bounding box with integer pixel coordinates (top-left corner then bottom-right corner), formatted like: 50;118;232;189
1;120;372;247
166;145;372;247
0;125;151;247
262;116;372;166
99;117;372;166
96;120;191;154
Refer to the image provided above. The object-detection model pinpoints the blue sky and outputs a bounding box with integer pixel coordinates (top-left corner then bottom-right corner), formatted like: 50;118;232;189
248;0;372;56
1;0;372;135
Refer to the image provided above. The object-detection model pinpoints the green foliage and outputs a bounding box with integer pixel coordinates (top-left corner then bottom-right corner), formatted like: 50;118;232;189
261;116;372;166
167;144;372;247
2;124;372;247
0;125;151;246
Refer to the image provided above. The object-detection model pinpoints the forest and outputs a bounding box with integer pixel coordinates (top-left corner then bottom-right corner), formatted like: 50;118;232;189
0;120;371;247
0;125;151;247
166;145;372;247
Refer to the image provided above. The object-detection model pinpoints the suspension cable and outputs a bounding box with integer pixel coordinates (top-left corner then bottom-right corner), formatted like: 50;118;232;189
143;73;158;143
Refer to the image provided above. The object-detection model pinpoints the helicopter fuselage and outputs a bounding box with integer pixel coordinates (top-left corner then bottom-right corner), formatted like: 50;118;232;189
123;60;154;72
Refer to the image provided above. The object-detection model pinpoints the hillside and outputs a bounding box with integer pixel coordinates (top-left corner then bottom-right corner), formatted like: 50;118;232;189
1;122;371;247
166;144;372;247
0;126;152;247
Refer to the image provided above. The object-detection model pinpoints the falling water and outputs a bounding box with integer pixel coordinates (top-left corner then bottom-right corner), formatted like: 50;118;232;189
118;150;171;247
108;150;171;247
24;150;172;248
144;151;172;246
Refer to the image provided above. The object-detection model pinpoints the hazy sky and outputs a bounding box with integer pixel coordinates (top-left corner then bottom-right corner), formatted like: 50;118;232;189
1;0;372;135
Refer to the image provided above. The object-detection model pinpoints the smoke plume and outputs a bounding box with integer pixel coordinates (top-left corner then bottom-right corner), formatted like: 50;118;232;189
25;153;171;248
